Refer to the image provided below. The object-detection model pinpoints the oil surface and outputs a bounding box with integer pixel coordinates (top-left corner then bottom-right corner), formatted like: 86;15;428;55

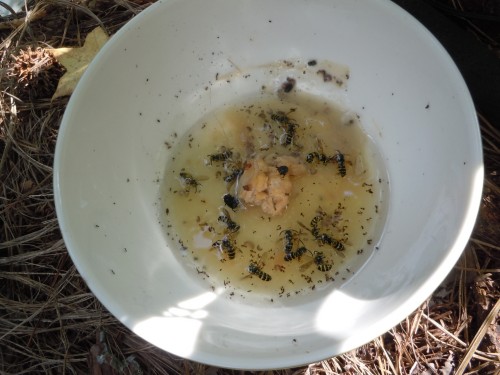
162;92;387;300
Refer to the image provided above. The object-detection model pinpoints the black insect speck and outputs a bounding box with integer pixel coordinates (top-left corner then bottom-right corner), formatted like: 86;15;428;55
223;193;239;211
281;77;296;93
277;165;289;176
317;69;332;82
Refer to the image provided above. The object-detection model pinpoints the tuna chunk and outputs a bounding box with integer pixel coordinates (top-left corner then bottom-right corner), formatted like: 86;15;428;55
238;155;306;216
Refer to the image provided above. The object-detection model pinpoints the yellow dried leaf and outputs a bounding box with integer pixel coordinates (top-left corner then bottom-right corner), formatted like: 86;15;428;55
49;27;109;100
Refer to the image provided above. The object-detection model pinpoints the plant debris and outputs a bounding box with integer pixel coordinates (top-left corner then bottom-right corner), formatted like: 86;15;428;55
48;26;109;99
7;46;64;100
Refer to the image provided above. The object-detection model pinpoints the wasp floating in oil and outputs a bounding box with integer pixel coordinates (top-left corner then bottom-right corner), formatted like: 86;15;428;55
310;214;323;239
269;110;299;147
313;251;333;272
281;229;303;257
269;110;291;125
212;236;237;260
319;233;345;252
300;251;333;272
207;146;233;165
247;262;272;281
218;208;240;233
281;122;298;147
305;152;329;164
281;229;297;254
178;170;201;192
224;167;243;184
334;151;346;177
284;246;307;261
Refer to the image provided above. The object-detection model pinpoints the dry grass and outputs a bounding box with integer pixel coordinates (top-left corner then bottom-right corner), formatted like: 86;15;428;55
0;0;499;374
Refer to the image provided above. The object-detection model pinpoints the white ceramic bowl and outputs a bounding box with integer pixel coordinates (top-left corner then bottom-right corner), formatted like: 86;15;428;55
54;0;483;369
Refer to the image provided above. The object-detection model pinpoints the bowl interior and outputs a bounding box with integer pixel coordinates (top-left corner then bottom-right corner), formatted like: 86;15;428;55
54;0;483;369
